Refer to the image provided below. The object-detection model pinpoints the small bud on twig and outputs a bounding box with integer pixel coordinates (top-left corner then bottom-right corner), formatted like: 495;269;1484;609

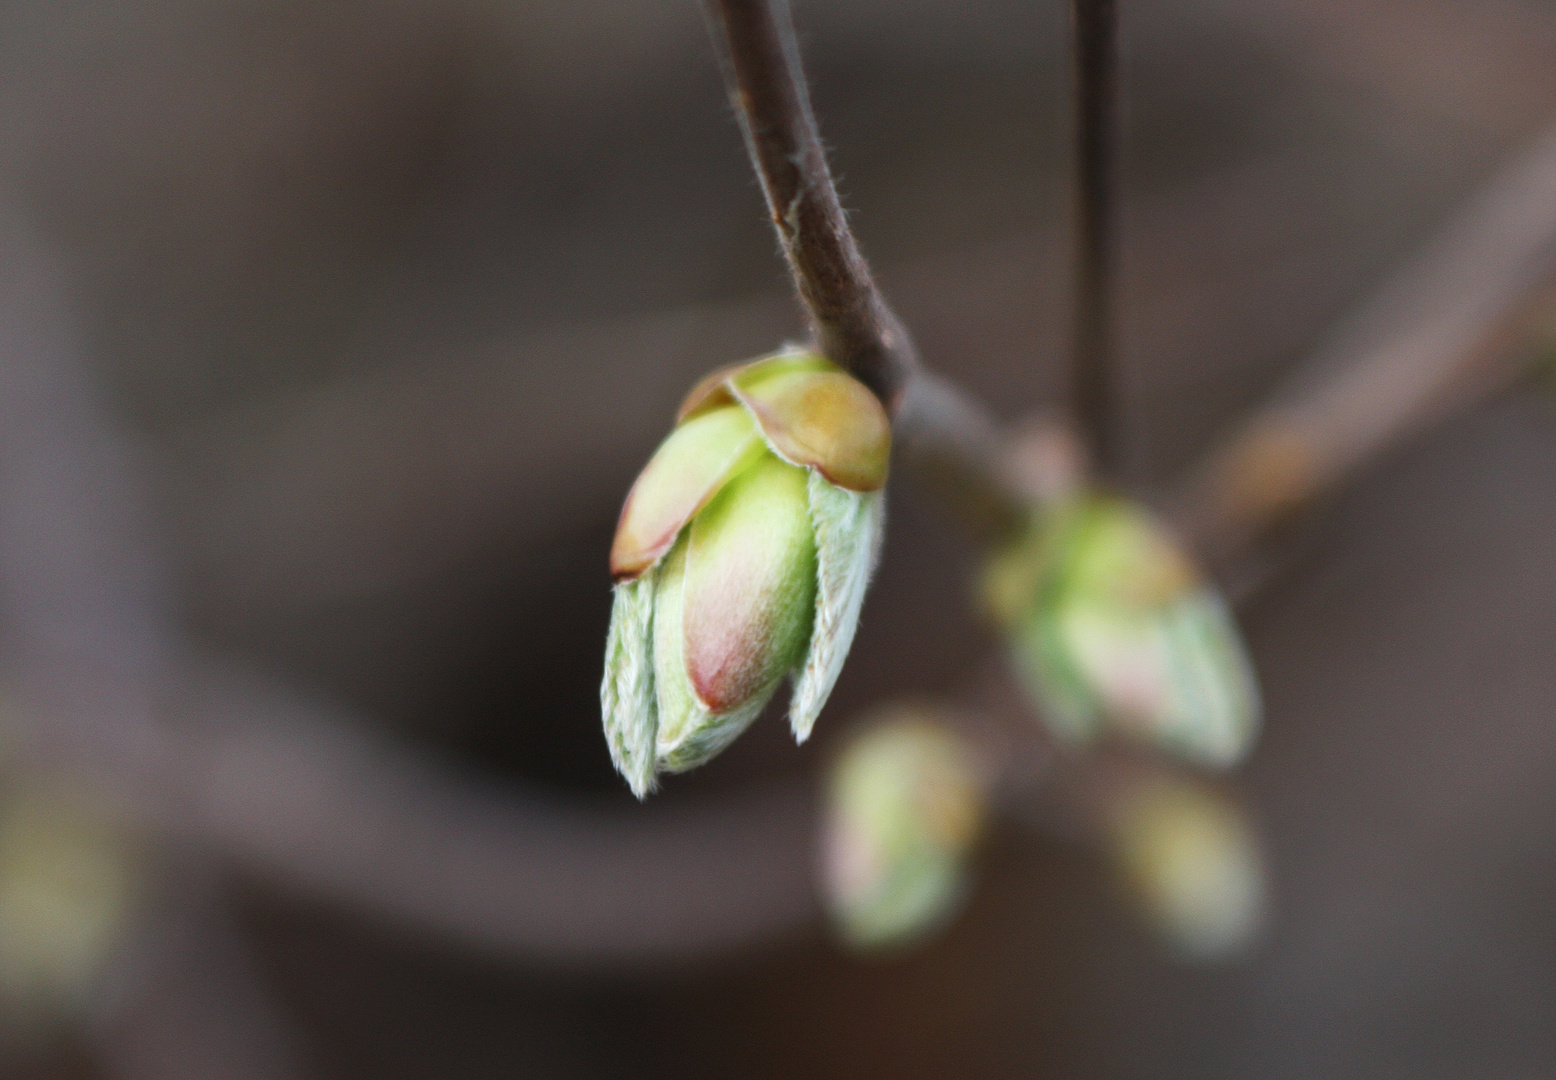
982;493;1260;768
602;349;890;797
819;707;986;951
1105;773;1266;961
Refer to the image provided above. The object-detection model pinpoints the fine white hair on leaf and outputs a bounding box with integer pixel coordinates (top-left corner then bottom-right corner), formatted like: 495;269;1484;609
600;573;660;798
790;471;885;743
657;687;775;774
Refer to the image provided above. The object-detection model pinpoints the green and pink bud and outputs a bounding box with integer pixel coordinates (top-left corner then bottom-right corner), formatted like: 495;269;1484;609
819;707;987;950
601;349;890;797
982;494;1261;768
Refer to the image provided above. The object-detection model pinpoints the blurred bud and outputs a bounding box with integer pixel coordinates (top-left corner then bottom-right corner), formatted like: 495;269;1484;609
602;348;890;797
982;493;1260;768
1106;774;1266;961
0;785;141;1027
820;707;986;951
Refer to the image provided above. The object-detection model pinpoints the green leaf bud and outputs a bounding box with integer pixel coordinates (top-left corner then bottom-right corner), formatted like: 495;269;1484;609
656;453;816;771
602;349;890;797
820;708;986;951
983;493;1260;768
1106;774;1266;961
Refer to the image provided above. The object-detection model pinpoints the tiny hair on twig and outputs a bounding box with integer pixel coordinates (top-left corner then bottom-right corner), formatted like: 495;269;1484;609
702;0;918;408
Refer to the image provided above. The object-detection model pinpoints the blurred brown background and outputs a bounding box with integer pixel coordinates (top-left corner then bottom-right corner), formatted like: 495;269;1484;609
3;0;1556;1076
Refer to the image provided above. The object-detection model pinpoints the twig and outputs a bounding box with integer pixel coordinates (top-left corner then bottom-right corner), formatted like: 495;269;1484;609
1071;0;1121;478
893;371;1030;539
703;0;1029;536
703;0;918;408
1167;119;1556;577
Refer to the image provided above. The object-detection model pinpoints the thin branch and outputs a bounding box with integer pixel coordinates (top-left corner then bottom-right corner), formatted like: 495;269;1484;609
703;0;1029;536
894;371;1030;539
1167;119;1556;577
703;0;918;407
1071;0;1121;478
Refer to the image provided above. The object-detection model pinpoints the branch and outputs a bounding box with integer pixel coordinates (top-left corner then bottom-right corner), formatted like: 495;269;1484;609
703;0;1029;536
703;0;918;407
1071;0;1121;477
1167;119;1556;577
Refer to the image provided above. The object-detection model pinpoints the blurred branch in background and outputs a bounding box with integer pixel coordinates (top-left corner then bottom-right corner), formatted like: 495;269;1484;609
1168;119;1556;586
168;664;819;966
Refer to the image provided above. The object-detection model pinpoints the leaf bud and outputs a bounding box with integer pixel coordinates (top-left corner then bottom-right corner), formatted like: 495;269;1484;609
602;349;889;797
1105;773;1267;961
819;707;986;951
982;493;1260;768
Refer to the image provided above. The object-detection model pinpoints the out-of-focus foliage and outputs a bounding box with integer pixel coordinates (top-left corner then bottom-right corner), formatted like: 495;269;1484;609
820;707;986;951
0;784;141;1027
983;494;1260;768
1105;773;1266;960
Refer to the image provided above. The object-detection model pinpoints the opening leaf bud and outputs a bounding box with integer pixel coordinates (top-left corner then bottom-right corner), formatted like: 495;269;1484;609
982;493;1261;768
820;708;987;951
602;349;889;797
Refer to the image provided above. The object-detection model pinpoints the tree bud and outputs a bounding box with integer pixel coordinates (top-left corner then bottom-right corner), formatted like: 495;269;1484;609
819;708;986;950
1106;774;1267;961
602;349;889;797
982;494;1260;768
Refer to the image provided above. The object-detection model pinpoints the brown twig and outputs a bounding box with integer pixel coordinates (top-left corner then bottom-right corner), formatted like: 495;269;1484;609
703;0;918;408
1071;0;1121;478
1166;119;1556;579
703;0;1029;537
